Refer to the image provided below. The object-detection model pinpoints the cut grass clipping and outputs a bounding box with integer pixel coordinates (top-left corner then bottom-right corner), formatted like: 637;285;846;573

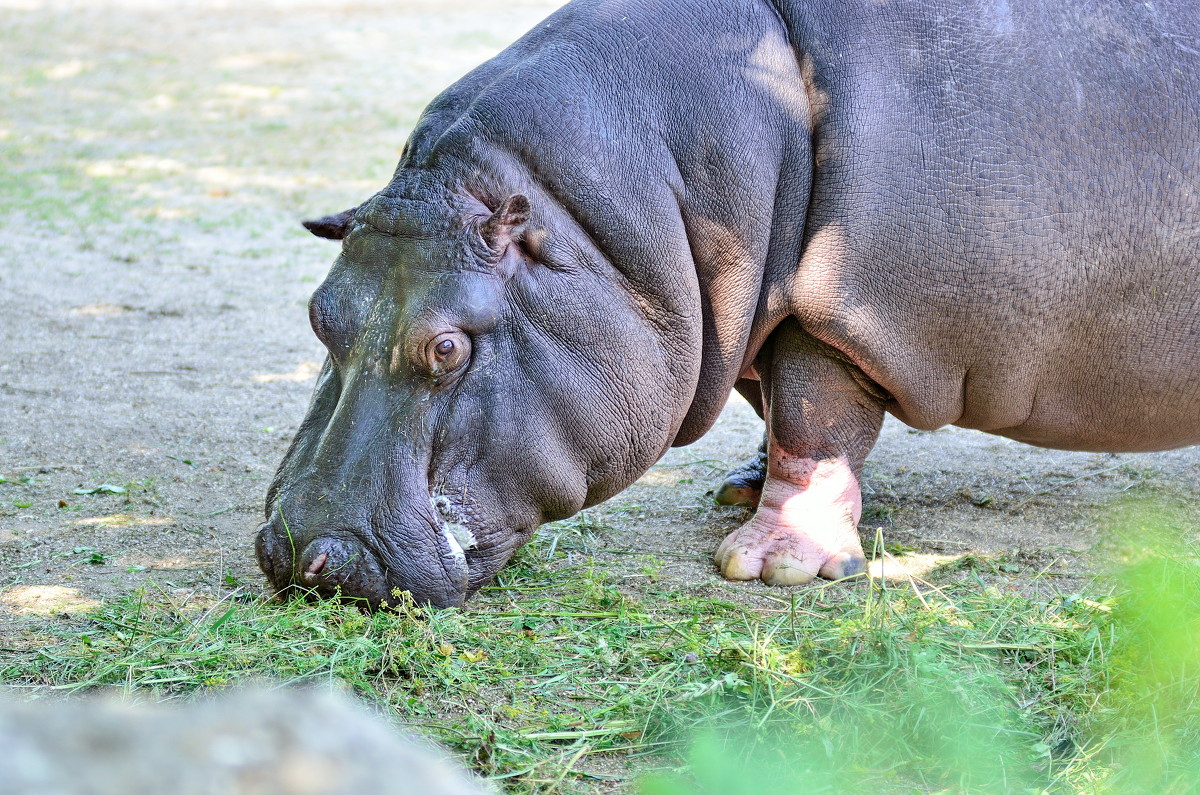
4;499;1199;793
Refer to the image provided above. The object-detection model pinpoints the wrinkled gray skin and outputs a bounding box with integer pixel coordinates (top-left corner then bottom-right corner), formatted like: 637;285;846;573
258;0;1200;608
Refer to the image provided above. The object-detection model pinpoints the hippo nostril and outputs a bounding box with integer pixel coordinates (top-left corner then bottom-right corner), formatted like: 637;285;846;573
302;552;329;585
298;537;364;591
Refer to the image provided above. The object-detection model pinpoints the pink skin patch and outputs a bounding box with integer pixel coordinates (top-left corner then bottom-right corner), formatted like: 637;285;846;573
715;452;866;585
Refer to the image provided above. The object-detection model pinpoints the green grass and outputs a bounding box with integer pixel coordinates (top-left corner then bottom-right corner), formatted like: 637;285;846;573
7;501;1198;793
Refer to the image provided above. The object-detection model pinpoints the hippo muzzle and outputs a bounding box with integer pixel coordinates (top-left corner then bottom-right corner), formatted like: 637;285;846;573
255;494;472;609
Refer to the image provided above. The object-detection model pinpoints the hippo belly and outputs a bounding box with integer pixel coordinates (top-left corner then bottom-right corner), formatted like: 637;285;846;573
779;0;1200;454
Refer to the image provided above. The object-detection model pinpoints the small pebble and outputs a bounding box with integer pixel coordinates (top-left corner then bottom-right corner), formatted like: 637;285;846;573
683;652;698;664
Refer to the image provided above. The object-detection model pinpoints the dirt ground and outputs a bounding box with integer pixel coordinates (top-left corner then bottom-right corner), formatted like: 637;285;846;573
2;0;1199;637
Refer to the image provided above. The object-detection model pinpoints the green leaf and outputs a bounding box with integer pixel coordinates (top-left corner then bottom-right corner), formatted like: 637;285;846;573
209;605;238;631
74;484;126;495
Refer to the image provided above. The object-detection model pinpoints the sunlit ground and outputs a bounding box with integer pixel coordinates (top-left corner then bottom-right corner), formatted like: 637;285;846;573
1;585;99;615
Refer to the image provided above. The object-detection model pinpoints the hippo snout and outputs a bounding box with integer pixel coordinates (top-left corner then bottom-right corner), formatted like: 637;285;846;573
255;511;470;610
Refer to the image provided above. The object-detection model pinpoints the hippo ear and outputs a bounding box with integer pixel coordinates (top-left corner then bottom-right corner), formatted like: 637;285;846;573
479;194;531;250
301;207;359;241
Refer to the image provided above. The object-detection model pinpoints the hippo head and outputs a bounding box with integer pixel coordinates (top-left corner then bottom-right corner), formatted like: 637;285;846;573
256;171;702;608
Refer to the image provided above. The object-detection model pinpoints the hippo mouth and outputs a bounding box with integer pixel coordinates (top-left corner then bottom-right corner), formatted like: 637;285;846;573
354;509;474;608
431;495;522;600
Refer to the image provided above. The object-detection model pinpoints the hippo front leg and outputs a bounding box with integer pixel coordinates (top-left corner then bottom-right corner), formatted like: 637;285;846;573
713;434;767;508
715;321;884;585
714;378;767;508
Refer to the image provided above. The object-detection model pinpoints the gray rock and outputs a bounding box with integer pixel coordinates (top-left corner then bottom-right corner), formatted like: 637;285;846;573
0;688;488;795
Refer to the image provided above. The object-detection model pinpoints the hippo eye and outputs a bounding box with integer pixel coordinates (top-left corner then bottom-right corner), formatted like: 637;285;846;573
426;331;471;376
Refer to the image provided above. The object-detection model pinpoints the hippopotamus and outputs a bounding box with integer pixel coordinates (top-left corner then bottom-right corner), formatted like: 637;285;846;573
256;0;1200;608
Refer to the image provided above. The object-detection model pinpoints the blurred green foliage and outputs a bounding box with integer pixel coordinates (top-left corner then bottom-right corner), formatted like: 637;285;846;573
641;500;1200;794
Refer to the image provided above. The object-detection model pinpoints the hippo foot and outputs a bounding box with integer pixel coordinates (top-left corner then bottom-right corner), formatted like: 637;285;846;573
714;443;767;508
714;457;866;585
715;516;866;585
